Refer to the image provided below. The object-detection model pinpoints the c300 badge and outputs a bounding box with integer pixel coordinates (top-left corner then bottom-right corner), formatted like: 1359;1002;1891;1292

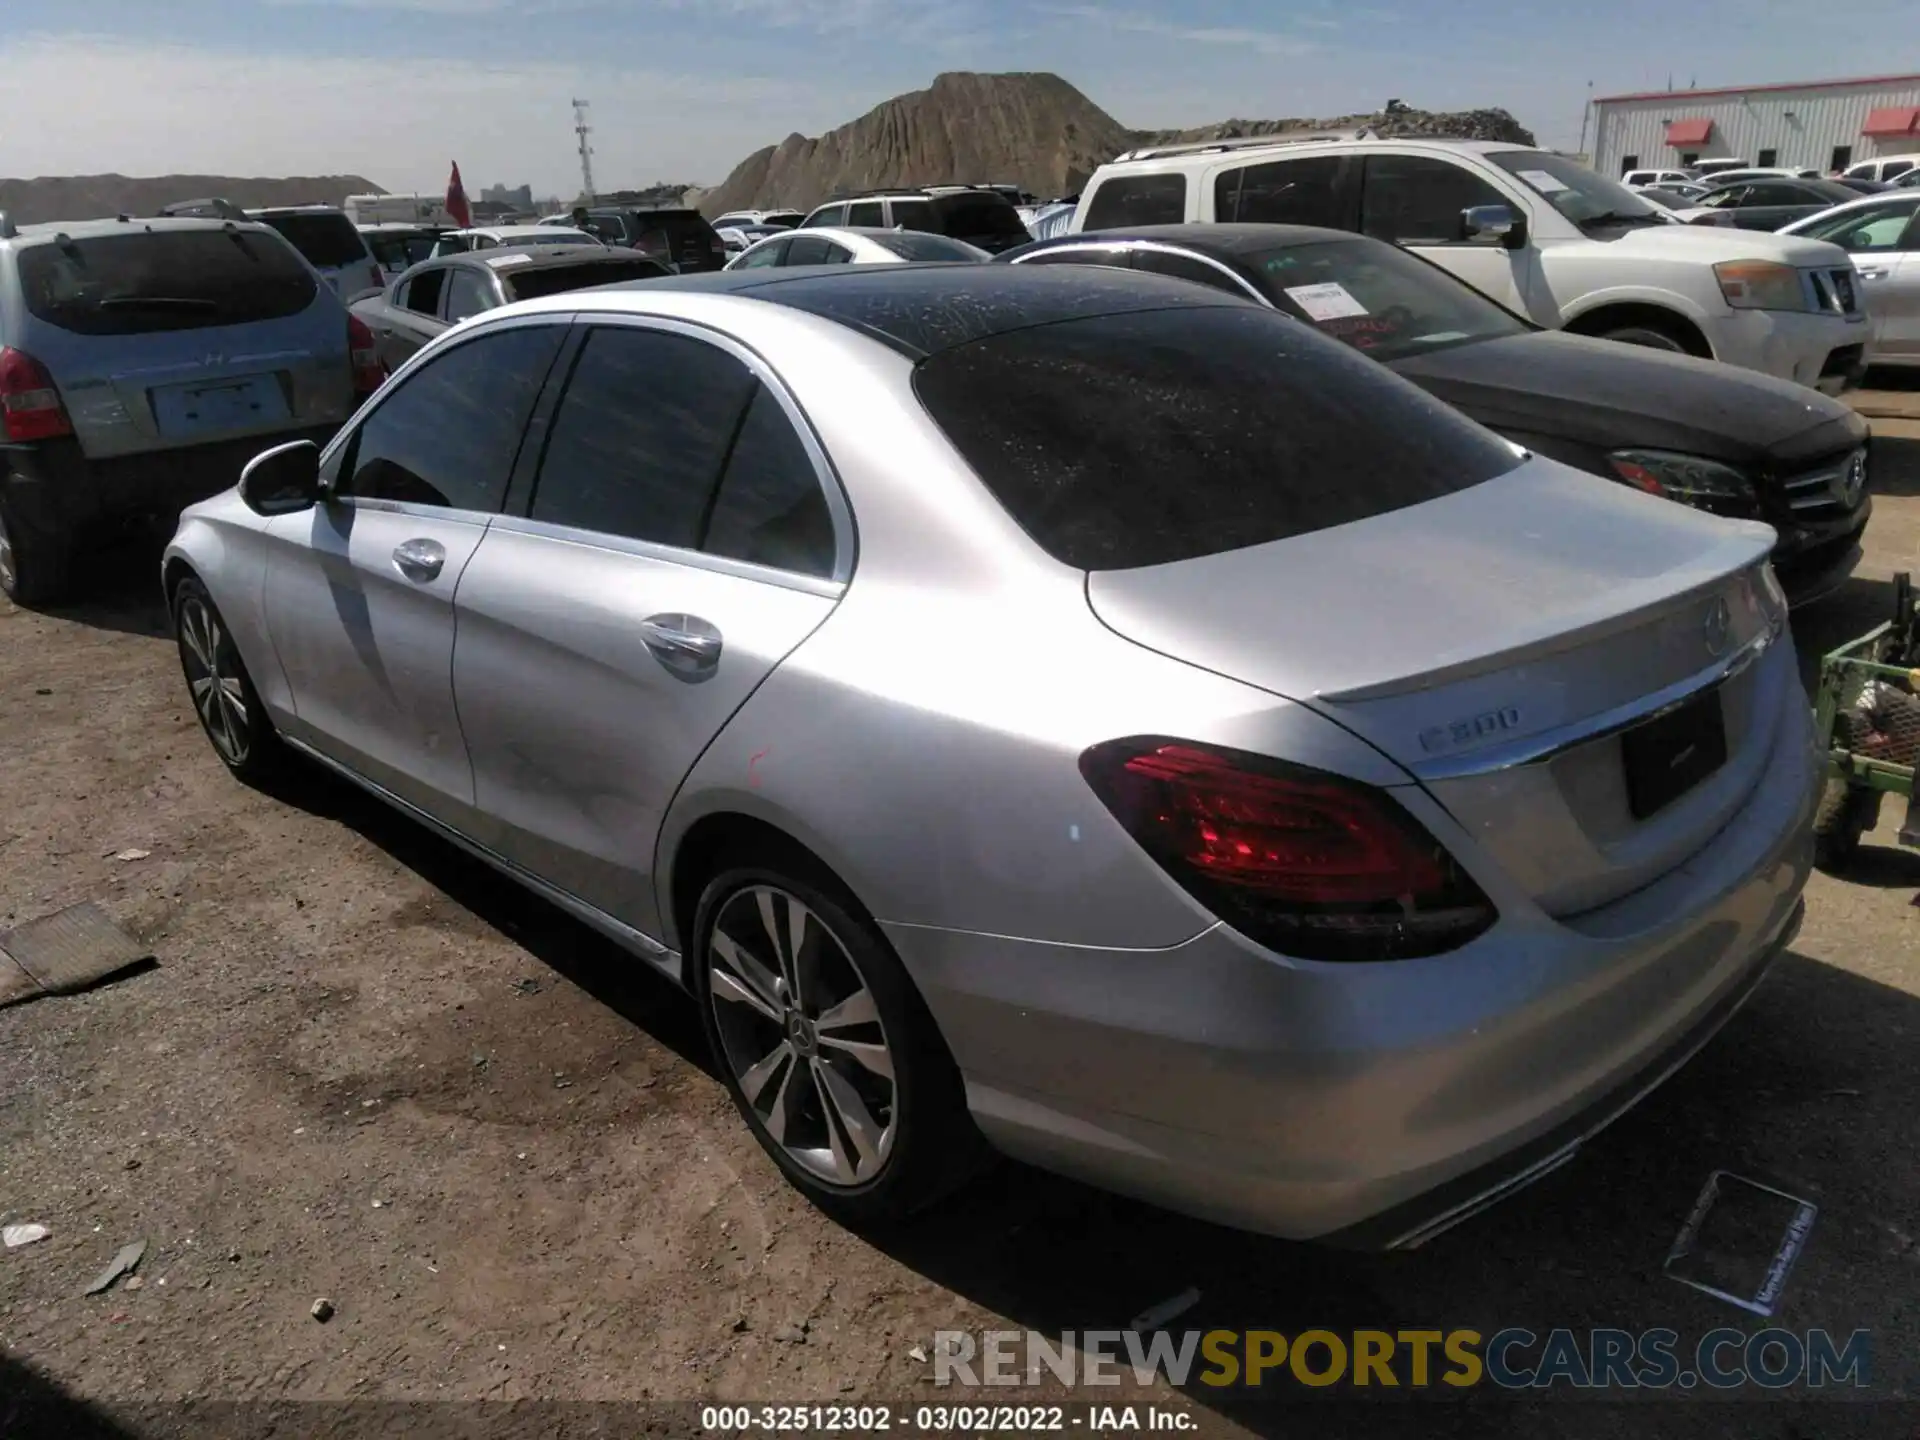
1419;706;1523;755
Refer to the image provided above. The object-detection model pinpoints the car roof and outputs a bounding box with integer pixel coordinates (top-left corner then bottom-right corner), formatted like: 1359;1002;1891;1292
6;215;287;244
1097;136;1529;172
460;245;662;271
452;225;590;238
248;205;349;216
493;260;1244;359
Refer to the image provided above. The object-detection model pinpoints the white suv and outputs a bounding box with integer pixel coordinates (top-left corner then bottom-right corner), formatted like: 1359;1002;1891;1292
1072;135;1870;393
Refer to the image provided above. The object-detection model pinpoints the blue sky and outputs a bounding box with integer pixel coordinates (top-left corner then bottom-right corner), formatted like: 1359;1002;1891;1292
4;1;1917;194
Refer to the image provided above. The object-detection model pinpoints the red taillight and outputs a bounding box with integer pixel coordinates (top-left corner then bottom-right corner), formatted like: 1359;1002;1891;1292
1079;738;1495;962
1608;458;1667;496
0;346;73;442
346;314;384;395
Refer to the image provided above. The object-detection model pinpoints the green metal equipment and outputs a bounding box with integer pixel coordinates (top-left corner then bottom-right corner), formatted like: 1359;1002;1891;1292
1810;571;1920;870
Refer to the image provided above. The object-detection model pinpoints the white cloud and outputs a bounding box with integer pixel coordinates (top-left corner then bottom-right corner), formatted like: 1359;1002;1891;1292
0;33;833;191
1045;4;1320;55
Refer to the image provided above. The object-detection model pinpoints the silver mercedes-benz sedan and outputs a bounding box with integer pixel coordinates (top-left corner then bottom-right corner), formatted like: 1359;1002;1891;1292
163;264;1818;1249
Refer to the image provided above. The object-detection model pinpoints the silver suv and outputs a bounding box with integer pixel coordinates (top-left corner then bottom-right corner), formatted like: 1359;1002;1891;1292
0;212;369;603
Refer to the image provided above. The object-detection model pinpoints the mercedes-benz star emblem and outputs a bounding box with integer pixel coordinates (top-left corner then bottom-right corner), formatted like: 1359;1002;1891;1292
1703;596;1732;657
1837;452;1866;507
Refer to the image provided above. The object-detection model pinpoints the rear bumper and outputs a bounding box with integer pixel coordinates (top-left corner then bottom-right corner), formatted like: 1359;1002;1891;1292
0;427;339;536
889;683;1818;1245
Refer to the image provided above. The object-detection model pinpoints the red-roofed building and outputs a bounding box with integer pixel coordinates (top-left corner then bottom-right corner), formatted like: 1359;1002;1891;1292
1591;73;1920;180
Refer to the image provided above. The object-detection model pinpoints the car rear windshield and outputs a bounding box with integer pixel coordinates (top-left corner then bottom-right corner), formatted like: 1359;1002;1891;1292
17;229;320;336
253;212;370;267
930;196;1030;238
1245;237;1530;361
872;232;988;261
365;232;437;270
504;257;670;300
913;305;1521;570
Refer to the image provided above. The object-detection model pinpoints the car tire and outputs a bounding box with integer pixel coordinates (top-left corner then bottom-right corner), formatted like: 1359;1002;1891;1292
691;857;984;1227
171;574;286;784
0;487;74;607
1596;320;1694;355
1811;776;1881;872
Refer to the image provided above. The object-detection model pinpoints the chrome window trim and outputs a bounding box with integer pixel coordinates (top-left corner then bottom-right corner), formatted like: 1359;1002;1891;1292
486;511;845;599
1411;617;1782;783
1010;240;1267;305
561;309;857;586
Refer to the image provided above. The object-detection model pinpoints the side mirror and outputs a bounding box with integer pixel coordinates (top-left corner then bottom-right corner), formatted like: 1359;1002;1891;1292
1463;204;1527;250
238;440;322;516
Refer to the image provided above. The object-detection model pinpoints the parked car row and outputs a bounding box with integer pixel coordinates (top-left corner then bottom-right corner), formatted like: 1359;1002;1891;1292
162;255;1822;1249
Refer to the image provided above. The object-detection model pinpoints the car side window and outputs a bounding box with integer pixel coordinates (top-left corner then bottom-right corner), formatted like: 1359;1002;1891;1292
1359;155;1509;245
1082;174;1186;229
1748;182;1807;206
702;386;837;578
819;242;853;264
445;269;495;321
1810;201;1919;250
529;326;757;549
340;325;565;512
846;201;884;226
400;268;446;316
1217;157;1347;228
1886;160;1915;181
805;204;847;228
1133;249;1253;298
739;238;790;268
786;235;837;265
1699;186;1747;207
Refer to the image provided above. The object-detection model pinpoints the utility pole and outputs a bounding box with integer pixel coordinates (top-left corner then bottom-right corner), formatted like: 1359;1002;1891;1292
572;98;596;203
1576;80;1593;160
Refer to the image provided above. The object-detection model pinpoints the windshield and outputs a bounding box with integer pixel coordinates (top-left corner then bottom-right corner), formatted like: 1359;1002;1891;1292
19;229;319;336
931;197;1031;239
254;212;371;267
873;232;990;261
1486;151;1665;228
505;257;671;300
365;232;438;270
912;305;1521;571
1243;237;1530;361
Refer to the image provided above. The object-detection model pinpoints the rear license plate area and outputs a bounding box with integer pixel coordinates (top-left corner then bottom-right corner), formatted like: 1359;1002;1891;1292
150;375;289;438
1622;688;1728;819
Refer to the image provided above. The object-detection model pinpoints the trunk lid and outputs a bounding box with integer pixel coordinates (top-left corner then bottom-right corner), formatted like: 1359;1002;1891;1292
1086;459;1788;916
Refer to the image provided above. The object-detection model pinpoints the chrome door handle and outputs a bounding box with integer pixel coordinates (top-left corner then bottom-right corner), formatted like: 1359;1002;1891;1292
392;537;445;582
1858;268;1890;280
640;613;722;680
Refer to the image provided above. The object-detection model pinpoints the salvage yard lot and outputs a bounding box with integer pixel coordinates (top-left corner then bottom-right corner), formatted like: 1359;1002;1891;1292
3;425;1919;1437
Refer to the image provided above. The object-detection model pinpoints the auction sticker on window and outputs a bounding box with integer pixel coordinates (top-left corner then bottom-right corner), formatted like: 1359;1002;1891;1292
1516;169;1571;193
1282;282;1369;321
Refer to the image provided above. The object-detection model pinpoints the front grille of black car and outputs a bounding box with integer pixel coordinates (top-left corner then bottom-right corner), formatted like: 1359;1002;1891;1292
1779;447;1868;521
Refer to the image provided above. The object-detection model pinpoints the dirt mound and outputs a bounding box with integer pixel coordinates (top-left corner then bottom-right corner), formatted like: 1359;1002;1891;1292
0;174;383;227
698;73;1538;216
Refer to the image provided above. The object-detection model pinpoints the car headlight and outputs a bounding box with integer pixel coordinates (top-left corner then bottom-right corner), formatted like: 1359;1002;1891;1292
1609;450;1755;507
1713;259;1809;312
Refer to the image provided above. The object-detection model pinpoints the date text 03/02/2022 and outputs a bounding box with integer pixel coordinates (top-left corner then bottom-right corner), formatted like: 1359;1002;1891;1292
699;1404;1197;1432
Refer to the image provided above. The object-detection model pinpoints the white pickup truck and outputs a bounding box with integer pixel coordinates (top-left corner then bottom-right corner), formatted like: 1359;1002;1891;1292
1071;135;1871;394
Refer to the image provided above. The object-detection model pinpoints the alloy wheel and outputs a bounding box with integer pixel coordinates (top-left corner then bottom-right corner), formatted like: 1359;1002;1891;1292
178;596;251;766
707;884;898;1188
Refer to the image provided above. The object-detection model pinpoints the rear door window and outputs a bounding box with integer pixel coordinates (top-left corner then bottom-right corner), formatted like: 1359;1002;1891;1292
805;204;848;228
737;238;791;268
930;196;1031;241
786;236;838;266
847;201;885;226
890;200;935;232
528;327;757;549
399;268;447;316
253;212;369;268
1081;174;1187;228
702;387;837;577
18;228;318;336
1359;155;1509;244
342;324;566;512
911;305;1520;570
445;269;496;321
1216;156;1348;227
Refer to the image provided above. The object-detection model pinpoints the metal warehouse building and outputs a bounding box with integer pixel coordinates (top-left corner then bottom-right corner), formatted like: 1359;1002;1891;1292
1592;72;1920;177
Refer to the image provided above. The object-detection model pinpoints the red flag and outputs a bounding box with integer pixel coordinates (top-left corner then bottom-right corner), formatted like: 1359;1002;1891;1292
445;161;473;229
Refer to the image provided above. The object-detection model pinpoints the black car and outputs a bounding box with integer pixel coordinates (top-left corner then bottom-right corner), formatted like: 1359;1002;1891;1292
579;207;728;273
348;246;670;372
1687;177;1867;230
1000;223;1870;605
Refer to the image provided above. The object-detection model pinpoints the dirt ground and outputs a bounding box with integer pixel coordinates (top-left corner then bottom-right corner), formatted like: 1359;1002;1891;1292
3;421;1920;1440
